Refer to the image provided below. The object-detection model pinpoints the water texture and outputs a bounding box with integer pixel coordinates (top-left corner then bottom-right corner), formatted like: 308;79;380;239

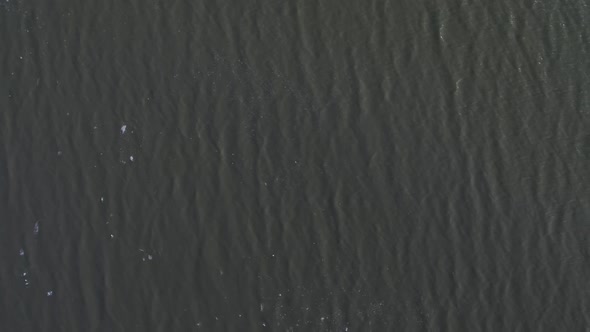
1;0;589;330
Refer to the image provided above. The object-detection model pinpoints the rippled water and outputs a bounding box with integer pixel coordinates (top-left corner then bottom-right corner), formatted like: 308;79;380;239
1;0;589;330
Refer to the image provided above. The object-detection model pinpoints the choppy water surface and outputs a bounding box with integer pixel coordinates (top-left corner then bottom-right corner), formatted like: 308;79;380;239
1;0;590;330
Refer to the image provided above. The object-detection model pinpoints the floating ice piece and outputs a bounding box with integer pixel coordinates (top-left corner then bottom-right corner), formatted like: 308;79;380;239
100;197;104;202
147;255;152;260
129;156;134;162
47;291;53;296
19;249;25;256
120;125;127;134
110;234;114;238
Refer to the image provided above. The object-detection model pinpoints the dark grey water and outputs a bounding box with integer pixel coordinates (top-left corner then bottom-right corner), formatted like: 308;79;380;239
1;0;590;330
